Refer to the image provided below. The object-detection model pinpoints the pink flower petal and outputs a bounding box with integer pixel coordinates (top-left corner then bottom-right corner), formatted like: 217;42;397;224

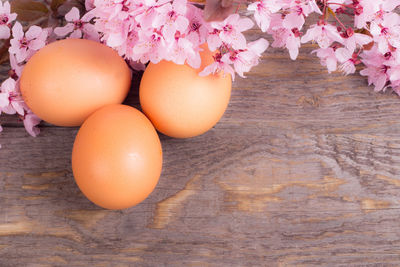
54;23;74;37
23;113;41;137
12;102;25;116
11;22;24;39
0;92;9;108
176;16;189;33
207;34;222;51
173;0;187;14
1;77;16;93
65;7;80;22
85;0;95;11
370;23;381;37
234;33;248;49
82;9;95;22
301;26;319;43
8;39;20;54
326;57;337;73
15;48;28;63
187;51;201;69
248;38;269;55
286;35;300;60
25;25;42;40
107;32;125;47
383;0;400;11
69;29;83;39
225;14;239;24
2;104;16;115
83;24;100;41
29;38;46;50
355;33;372;45
390;69;400;81
283;13;304;30
335;47;352;63
9;13;17;22
0;25;10;39
199;62;218;76
2;1;11;13
162;23;176;42
237;18;254;32
374;74;387;91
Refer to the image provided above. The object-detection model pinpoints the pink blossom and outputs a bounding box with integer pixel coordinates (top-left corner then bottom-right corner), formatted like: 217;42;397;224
342;29;372;53
209;14;254;50
268;13;302;60
23;111;41;137
152;0;189;42
114;28;139;58
9;22;47;63
360;64;389;91
135;0;170;31
101;18;130;48
168;37;201;68
9;53;23;78
207;29;222;52
185;5;208;46
302;0;323;16
312;47;338;73
370;12;400;53
226;38;269;78
54;7;99;41
284;32;301;60
271;28;301;60
354;0;381;28
0;78;25;115
388;65;400;83
247;0;281;32
0;1;17;39
92;1;136;48
132;31;167;64
359;45;389;91
199;52;235;79
385;49;400;84
301;23;343;48
335;47;357;75
282;12;305;31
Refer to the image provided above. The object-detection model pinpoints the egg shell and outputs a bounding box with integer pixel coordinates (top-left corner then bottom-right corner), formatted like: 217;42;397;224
20;38;131;126
139;46;232;138
71;104;162;210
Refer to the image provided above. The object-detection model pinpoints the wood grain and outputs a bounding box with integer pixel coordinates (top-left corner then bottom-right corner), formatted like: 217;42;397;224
1;27;400;266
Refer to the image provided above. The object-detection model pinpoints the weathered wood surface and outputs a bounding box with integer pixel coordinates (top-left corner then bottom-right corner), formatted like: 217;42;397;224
2;31;400;266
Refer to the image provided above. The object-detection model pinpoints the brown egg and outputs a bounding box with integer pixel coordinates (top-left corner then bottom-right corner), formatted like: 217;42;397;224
71;104;162;210
139;46;232;138
20;39;131;126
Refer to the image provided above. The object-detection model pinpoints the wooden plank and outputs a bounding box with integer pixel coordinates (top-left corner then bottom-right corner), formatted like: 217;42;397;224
1;125;400;265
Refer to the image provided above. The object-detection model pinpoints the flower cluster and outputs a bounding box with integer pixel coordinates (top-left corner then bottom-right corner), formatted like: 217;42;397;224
0;0;399;138
90;0;268;79
247;0;399;92
0;1;45;136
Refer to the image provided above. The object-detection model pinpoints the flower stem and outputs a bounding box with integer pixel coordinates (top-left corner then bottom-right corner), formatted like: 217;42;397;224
330;8;347;29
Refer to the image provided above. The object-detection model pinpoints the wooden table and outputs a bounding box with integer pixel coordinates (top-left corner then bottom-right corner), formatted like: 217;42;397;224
1;30;400;266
